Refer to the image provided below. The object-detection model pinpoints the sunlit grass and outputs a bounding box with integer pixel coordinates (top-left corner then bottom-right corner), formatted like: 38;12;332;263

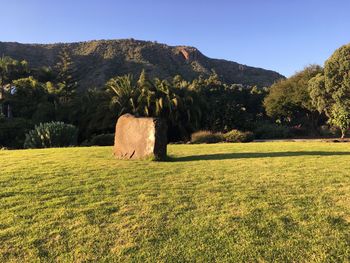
1;142;350;262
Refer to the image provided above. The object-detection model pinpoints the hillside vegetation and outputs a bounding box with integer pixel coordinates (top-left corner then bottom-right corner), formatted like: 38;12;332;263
1;143;350;261
2;41;350;149
0;39;283;89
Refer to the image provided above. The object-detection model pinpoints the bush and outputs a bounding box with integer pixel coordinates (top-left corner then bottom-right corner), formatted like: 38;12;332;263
191;131;224;144
224;129;254;143
89;133;115;146
24;122;78;148
319;125;341;138
254;123;291;139
289;125;309;137
0;118;34;149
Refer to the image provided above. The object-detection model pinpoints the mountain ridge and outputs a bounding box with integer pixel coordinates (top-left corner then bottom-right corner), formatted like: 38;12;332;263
0;39;284;88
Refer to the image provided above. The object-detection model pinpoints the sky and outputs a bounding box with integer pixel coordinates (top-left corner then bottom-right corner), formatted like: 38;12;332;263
1;0;350;77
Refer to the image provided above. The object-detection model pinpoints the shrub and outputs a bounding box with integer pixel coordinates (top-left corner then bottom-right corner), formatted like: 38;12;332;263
24;122;78;148
224;129;254;143
89;133;115;146
319;125;341;138
0;118;34;149
191;131;224;144
289;125;309;137
254;123;291;139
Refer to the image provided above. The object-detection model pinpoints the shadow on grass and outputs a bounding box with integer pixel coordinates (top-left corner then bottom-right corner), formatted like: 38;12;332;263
169;151;350;162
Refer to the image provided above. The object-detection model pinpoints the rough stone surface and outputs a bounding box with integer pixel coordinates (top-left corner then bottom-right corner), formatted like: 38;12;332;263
113;114;167;160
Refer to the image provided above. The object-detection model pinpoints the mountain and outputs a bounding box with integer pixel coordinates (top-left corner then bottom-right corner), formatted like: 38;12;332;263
0;39;284;89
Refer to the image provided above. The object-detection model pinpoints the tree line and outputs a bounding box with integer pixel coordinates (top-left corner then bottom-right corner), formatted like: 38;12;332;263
1;42;350;148
264;43;350;139
0;48;269;148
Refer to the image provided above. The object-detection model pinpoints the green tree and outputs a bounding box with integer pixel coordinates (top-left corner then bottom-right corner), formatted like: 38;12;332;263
170;77;204;139
324;43;350;108
308;44;350;137
328;104;350;139
264;65;323;132
106;71;206;141
106;71;181;120
55;48;78;102
106;74;141;115
33;66;56;83
308;73;327;114
0;56;29;118
69;89;115;141
197;73;265;132
0;56;28;84
10;77;55;123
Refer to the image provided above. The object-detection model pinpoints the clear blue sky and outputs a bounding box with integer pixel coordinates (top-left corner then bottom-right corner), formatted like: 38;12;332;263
2;0;350;76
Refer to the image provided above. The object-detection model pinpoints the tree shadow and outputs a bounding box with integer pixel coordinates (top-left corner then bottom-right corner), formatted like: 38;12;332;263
170;151;350;162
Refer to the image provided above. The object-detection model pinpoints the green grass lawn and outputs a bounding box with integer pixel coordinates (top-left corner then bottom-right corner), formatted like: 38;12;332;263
1;142;350;262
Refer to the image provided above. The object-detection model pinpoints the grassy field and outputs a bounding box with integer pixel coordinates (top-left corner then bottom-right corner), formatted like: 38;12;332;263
0;142;350;262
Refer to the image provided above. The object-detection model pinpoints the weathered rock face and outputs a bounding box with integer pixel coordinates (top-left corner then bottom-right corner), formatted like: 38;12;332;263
113;114;167;160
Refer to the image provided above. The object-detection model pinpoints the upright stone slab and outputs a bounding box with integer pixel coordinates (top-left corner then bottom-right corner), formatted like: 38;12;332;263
113;114;167;160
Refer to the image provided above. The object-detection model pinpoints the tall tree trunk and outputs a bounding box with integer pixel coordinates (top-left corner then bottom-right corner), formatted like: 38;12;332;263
0;86;3;116
7;104;12;118
341;129;345;139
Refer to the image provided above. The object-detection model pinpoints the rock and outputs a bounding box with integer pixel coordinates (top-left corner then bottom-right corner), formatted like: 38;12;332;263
113;114;167;160
176;46;199;61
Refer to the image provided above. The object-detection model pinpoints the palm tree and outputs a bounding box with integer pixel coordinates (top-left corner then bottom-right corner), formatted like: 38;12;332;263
144;78;181;121
106;74;141;116
105;71;205;140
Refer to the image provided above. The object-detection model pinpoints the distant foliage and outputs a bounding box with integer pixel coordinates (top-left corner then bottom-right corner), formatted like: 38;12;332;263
5;39;350;146
24;122;78;148
224;129;254;143
191;131;224;144
0;54;281;146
